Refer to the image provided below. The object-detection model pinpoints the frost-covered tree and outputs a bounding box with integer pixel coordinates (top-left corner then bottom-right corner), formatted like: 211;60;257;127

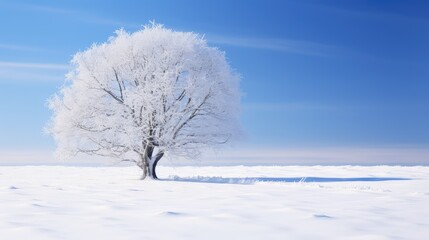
47;23;241;180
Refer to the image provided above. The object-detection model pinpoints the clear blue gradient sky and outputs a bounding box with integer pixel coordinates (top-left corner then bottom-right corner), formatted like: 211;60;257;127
0;0;428;165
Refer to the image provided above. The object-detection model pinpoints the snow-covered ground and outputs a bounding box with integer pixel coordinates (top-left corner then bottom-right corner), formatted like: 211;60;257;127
0;165;428;240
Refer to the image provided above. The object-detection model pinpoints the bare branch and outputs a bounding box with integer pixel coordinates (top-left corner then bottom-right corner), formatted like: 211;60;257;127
113;68;124;100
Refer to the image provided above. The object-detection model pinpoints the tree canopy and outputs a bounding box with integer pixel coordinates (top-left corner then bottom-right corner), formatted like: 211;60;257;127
47;23;241;179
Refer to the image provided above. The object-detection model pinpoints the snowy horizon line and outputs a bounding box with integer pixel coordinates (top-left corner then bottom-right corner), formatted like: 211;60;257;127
1;146;428;166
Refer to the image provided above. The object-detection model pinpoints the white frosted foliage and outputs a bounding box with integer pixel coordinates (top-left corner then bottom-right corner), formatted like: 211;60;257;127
47;23;241;179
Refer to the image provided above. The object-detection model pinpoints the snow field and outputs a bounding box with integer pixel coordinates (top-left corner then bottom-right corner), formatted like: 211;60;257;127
0;165;428;240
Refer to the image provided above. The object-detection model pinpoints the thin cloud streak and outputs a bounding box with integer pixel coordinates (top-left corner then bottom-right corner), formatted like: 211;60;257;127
0;61;68;82
0;71;64;82
0;61;69;70
23;4;139;28
206;35;389;63
243;102;337;111
309;3;429;25
0;44;42;52
207;35;343;57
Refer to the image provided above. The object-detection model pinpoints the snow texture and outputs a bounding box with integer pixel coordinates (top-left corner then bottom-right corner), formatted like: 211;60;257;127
0;165;428;240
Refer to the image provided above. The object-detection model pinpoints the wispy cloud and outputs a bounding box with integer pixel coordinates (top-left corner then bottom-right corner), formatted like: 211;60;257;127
22;4;138;28
0;44;42;52
243;102;337;111
207;35;343;57
309;2;429;25
0;61;68;70
0;61;68;82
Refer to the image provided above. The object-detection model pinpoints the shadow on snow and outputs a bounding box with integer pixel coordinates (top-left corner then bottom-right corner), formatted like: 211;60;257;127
163;176;412;184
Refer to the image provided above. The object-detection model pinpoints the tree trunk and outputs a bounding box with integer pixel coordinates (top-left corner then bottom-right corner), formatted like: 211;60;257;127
138;154;148;180
149;151;164;179
139;145;164;180
146;145;155;179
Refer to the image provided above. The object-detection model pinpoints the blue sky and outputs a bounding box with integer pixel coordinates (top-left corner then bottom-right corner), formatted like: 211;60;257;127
0;0;428;165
